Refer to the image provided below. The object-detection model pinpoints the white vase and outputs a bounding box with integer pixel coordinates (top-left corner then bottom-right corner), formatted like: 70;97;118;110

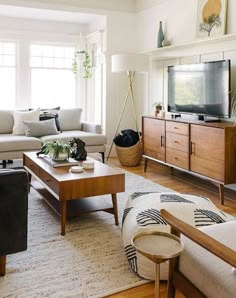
49;151;68;161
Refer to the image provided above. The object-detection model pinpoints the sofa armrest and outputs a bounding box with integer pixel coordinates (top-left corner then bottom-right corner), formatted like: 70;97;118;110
81;121;102;134
160;209;236;267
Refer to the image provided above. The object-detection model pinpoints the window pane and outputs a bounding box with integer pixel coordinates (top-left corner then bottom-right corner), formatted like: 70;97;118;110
43;57;53;68
65;47;74;58
31;69;75;108
3;55;15;66
31;57;42;67
3;43;15;55
0;68;15;109
64;58;73;68
54;47;64;58
31;45;42;56
43;46;53;57
54;58;64;68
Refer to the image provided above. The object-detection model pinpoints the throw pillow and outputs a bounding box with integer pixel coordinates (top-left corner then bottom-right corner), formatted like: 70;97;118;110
40;106;60;114
39;113;62;132
12;108;40;135
24;118;59;137
59;108;82;131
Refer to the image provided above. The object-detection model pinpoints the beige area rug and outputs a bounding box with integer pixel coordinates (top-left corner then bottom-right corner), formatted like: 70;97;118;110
0;171;171;298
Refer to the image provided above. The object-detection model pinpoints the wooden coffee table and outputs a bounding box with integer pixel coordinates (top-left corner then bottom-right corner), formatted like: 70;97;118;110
23;152;125;235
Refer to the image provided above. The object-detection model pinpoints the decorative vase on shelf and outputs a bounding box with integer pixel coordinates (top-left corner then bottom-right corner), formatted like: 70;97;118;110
162;38;171;47
157;21;164;48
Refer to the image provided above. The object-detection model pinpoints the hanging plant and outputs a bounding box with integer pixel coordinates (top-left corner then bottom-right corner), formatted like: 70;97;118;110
72;53;78;77
72;51;92;79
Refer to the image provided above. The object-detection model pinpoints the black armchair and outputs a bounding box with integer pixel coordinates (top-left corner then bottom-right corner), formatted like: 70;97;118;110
0;169;28;276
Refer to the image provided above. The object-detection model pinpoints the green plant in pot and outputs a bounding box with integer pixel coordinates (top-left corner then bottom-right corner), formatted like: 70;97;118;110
42;140;72;161
72;50;92;79
152;101;162;117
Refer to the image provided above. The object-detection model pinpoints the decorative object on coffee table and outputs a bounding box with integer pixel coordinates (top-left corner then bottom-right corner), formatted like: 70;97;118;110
37;140;71;161
69;137;87;161
132;231;184;298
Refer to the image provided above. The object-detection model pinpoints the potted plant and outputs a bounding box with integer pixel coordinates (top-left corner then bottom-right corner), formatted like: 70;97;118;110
42;140;72;161
72;50;92;79
152;101;162;117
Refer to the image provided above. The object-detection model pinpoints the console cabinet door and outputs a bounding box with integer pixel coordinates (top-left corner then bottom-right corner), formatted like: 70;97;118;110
190;124;224;181
142;117;165;162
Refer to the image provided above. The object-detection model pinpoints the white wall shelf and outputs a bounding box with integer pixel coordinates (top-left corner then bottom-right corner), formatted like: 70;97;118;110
144;33;236;61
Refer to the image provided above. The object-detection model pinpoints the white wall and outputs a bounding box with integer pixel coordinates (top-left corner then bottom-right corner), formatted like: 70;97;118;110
137;0;236;52
0;0;136;13
135;0;236;117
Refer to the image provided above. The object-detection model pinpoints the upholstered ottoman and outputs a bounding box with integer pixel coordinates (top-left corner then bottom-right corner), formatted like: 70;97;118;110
122;192;232;280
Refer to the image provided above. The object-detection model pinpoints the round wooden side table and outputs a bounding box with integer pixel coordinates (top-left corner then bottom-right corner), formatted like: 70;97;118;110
131;231;184;298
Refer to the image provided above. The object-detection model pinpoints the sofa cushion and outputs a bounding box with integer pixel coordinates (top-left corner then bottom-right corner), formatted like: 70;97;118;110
0;135;42;152
12;108;40;135
58;108;82;131
40;130;107;146
0;110;14;134
24;119;59;137
179;221;236;298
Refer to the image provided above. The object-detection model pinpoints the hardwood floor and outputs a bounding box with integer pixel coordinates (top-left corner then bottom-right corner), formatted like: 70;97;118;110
107;157;236;298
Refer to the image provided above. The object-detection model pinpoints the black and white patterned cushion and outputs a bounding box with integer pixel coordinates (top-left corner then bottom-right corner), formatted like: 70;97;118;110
122;192;232;280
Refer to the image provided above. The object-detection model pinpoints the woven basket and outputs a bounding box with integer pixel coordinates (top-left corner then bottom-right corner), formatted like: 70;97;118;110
115;141;142;167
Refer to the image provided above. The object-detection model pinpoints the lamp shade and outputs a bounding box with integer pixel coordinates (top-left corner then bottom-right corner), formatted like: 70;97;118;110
112;53;149;73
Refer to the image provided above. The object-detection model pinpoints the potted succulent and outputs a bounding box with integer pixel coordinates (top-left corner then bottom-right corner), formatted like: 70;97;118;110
42;140;72;161
152;101;163;117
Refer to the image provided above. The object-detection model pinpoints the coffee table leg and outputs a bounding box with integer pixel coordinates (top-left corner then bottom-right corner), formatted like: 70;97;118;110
111;194;119;225
60;201;67;236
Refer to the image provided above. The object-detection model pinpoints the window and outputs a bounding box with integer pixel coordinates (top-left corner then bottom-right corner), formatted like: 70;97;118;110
0;42;16;110
86;31;105;125
30;44;76;108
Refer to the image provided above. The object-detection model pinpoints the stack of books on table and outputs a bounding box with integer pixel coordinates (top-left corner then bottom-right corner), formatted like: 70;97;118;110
42;156;79;168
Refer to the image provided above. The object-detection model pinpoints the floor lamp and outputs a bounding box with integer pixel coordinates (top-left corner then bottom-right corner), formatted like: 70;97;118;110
107;53;149;160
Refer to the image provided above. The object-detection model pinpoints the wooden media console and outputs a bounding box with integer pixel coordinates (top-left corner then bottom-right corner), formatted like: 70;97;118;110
142;116;236;204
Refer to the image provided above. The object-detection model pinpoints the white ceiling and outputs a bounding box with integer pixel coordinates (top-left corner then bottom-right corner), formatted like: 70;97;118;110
0;5;103;24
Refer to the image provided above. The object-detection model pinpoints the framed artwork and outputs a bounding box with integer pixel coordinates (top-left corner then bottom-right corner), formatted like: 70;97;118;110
196;0;228;38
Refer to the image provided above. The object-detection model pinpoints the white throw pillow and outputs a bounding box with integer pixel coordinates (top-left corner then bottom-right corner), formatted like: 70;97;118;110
59;108;82;131
12;108;40;135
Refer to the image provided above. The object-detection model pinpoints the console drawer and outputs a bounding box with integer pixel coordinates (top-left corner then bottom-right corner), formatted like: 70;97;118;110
166;121;189;135
24;155;40;176
166;132;189;153
39;168;59;195
166;148;189;170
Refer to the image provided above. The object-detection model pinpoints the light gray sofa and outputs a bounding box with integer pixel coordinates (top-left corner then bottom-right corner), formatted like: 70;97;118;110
0;108;107;166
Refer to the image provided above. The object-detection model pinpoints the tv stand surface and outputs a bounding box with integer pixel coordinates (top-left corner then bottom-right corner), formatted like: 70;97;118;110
198;115;221;122
142;115;236;205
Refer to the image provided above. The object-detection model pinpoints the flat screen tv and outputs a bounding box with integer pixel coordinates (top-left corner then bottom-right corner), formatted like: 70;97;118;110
167;60;231;119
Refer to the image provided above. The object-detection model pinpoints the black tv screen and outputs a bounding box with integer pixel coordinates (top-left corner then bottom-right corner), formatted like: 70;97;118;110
167;60;231;118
